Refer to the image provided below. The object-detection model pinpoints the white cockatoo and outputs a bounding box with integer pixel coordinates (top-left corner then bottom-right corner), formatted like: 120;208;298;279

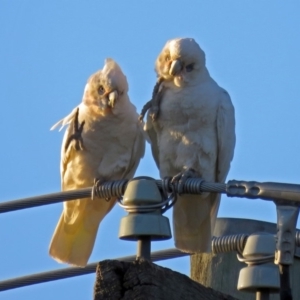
143;38;235;253
49;58;145;266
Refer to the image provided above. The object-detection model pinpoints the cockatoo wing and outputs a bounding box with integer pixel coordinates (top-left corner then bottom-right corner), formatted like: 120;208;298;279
50;106;106;267
121;123;146;179
50;107;79;132
207;90;236;236
216;90;236;183
144;116;160;168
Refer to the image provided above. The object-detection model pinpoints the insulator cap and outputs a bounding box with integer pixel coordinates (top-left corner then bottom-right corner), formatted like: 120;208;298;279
243;232;275;258
119;177;172;241
237;232;280;292
238;265;280;292
119;214;172;241
123;177;162;206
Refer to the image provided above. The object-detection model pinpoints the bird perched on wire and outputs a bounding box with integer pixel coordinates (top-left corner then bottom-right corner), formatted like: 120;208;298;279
49;58;146;267
141;37;235;253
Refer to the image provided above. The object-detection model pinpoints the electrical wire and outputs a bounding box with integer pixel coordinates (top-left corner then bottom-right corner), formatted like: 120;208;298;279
0;248;189;292
0;178;226;214
0;235;254;292
2;177;300;297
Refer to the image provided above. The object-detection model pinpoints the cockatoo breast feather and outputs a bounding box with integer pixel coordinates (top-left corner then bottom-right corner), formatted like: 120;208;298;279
155;80;222;180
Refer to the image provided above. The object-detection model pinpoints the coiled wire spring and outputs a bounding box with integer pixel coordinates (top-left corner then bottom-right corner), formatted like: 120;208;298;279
91;177;225;214
212;234;249;255
92;179;128;200
213;234;275;265
116;177;178;214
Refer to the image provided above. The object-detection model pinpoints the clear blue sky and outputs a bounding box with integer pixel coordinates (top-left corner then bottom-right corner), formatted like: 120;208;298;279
1;1;299;299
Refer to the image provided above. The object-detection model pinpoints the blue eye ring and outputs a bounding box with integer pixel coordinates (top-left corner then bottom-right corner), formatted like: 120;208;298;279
185;63;194;72
98;85;105;95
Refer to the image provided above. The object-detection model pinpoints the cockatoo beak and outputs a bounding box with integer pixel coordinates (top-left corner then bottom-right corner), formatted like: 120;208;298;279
108;90;118;108
169;59;182;76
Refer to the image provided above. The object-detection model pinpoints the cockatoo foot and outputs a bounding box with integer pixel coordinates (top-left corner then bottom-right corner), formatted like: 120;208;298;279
149;106;159;121
171;168;200;195
149;78;165;121
139;100;152;122
65;108;85;151
139;78;165;122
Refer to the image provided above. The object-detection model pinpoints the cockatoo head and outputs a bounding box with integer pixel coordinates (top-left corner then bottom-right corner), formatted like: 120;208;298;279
155;38;206;87
83;58;129;114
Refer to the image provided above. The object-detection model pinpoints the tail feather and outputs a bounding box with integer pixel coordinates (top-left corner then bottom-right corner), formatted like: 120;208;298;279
49;212;100;267
49;197;116;267
173;193;220;253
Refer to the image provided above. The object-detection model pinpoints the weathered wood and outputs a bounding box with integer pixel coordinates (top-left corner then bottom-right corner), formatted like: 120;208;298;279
191;218;300;300
191;251;251;300
94;259;239;300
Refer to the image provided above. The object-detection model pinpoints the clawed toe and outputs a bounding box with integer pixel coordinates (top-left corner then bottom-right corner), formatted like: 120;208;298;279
171;168;199;195
65;108;85;151
138;78;165;122
149;106;159;121
139;100;152;122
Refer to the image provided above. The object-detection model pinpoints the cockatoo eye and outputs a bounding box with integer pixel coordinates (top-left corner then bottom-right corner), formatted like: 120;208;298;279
98;85;105;95
165;55;170;62
185;63;194;72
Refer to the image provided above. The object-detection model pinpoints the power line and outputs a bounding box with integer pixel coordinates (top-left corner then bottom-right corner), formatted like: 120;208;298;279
0;178;226;213
1;178;300;214
0;248;189;292
0;188;91;213
1;178;300;298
